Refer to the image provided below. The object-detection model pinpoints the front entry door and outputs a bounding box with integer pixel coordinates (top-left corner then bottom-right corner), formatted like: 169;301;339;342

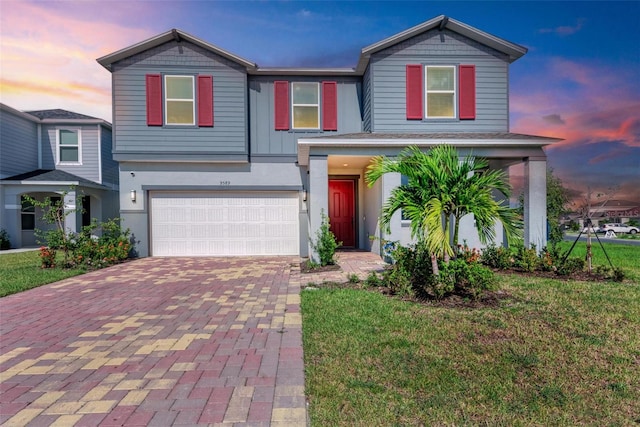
328;179;356;248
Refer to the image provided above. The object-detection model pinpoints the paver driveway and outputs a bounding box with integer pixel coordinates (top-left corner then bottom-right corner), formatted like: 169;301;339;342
0;257;307;426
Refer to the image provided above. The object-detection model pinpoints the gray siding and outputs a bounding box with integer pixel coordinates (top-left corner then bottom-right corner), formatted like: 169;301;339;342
112;41;248;160
42;124;101;183
100;125;118;186
248;77;363;155
370;28;510;133
0;109;38;178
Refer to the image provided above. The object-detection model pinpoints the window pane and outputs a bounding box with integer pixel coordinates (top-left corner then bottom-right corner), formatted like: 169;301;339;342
166;76;193;99
293;106;319;128
427;67;454;91
21;214;35;230
60;130;78;146
166;101;194;124
21;197;34;213
60;147;79;162
427;93;454;117
292;83;318;104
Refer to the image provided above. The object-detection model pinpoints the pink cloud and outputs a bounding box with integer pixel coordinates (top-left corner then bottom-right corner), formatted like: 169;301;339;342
0;1;157;121
539;19;586;36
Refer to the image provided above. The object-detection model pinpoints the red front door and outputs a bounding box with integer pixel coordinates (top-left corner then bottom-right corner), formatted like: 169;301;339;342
328;179;356;247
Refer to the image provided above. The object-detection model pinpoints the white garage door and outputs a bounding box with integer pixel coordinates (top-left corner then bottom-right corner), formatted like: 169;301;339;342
150;192;300;256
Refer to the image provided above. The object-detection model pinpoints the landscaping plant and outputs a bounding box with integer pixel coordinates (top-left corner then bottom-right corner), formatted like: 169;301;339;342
311;210;341;266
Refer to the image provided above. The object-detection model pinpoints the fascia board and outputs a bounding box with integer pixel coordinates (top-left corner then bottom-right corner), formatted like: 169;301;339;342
296;137;562;166
250;68;357;76
97;29;257;71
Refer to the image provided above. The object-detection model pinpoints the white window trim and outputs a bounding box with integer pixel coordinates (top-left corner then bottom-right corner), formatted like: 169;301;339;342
56;128;82;165
164;75;196;126
424;65;457;119
291;82;320;130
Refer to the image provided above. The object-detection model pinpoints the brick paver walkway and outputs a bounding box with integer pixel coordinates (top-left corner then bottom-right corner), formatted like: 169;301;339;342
0;257;307;426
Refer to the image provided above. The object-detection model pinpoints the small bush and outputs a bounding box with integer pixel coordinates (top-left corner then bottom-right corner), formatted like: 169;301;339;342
481;244;513;269
347;273;360;284
557;257;585;276
364;271;382;288
311;211;340;266
514;244;539;273
456;242;481;264
39;246;57;268
437;259;497;299
0;229;10;250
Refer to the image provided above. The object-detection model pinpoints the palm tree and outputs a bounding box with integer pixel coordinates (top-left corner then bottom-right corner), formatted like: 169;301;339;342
365;145;521;275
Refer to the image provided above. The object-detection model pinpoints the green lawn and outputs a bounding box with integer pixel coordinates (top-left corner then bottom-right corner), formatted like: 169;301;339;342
558;239;640;281
302;242;640;425
0;250;86;297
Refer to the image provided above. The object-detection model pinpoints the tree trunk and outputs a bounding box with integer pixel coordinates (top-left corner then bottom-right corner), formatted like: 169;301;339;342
431;253;440;276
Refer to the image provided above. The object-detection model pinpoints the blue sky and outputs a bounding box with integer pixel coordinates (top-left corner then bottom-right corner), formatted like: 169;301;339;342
1;0;639;204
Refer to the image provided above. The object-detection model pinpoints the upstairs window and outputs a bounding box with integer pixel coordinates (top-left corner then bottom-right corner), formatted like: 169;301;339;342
274;81;337;131
146;74;213;127
164;75;195;125
57;129;81;164
292;82;320;129
425;66;456;118
406;64;475;120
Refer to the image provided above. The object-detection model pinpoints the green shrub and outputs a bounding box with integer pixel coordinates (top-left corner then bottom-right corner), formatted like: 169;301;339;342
437;259;497;299
481;244;513;269
311;211;340;266
0;229;10;250
73;218;131;268
514;244;539;273
364;271;382;288
557;257;585;276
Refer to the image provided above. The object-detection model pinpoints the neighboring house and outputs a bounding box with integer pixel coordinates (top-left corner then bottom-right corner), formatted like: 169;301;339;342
97;15;560;258
0;104;119;249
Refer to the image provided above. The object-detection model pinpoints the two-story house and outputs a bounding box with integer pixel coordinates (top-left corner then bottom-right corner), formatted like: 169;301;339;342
0;104;119;248
97;15;559;258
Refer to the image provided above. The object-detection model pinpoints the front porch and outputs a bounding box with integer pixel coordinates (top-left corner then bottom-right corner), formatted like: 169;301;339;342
299;133;561;259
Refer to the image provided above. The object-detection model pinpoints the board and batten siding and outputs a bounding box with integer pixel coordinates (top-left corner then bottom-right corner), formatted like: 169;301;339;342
0;108;38;178
41;124;101;183
370;28;510;133
100;125;118;186
362;66;372;132
248;76;363;156
111;41;248;158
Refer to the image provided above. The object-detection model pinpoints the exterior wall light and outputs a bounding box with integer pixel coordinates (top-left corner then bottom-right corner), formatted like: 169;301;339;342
130;190;136;202
303;190;308;201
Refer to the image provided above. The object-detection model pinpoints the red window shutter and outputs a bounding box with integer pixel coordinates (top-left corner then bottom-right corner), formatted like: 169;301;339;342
459;65;476;120
406;64;423;120
274;81;289;130
145;74;163;126
322;81;338;131
197;75;214;127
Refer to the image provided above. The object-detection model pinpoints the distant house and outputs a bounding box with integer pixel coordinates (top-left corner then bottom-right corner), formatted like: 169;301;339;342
97;15;560;258
0;104;119;249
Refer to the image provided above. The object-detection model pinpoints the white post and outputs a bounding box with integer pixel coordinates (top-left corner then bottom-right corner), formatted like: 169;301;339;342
308;156;328;262
524;158;547;249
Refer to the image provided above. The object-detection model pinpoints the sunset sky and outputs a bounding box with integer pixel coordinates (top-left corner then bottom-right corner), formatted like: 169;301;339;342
1;0;638;205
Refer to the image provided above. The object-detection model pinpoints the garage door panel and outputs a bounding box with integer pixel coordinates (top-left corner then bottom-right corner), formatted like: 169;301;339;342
151;192;299;256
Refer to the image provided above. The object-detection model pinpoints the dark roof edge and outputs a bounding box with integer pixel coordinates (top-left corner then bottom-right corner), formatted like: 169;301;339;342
97;28;258;71
1;103;111;128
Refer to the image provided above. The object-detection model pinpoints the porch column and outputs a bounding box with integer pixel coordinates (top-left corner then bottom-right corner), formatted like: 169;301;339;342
63;190;78;234
308;155;329;262
381;172;402;244
524;158;547;249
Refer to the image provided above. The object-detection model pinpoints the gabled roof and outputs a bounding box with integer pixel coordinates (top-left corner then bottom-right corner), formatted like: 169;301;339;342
26;109;100;121
0;103;111;127
355;15;527;72
97;15;527;76
97;28;257;71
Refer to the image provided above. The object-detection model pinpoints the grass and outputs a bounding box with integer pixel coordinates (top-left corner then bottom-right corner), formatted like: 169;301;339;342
302;242;640;425
558;240;639;281
0;250;86;297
